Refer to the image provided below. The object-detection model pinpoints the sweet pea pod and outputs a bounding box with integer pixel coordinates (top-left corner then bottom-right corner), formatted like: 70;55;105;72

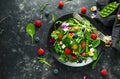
100;1;119;18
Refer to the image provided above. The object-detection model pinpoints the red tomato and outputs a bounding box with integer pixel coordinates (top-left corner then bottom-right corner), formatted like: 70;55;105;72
101;69;108;76
64;48;71;54
72;56;77;60
91;33;97;40
81;42;86;48
58;34;64;40
80;52;86;57
58;1;64;8
38;48;44;55
35;20;42;27
80;7;87;14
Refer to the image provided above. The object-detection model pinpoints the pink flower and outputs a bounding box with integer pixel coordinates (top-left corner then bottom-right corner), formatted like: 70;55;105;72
62;22;69;31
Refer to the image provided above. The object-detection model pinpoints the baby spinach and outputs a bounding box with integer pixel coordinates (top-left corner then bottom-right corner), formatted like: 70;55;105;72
26;23;35;44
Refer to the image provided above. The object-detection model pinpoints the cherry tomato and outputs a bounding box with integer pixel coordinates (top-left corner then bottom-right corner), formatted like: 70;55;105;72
35;20;42;27
81;42;86;48
101;69;108;76
72;56;77;60
38;48;44;55
58;34;64;40
58;1;64;8
91;33;97;40
80;7;87;14
64;48;71;54
80;52;86;57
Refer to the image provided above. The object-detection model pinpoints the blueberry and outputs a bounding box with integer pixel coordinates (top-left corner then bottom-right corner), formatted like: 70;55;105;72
78;57;83;63
35;37;40;43
73;34;78;38
45;11;49;17
53;68;59;74
82;27;85;32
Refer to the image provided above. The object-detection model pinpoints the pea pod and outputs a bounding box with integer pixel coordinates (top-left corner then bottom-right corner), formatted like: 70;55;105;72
100;1;119;18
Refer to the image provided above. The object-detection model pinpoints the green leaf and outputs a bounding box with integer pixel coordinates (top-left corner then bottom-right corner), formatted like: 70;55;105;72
40;2;49;12
51;14;55;22
92;49;103;69
59;54;66;62
92;49;98;60
26;23;35;44
92;39;101;48
38;57;51;66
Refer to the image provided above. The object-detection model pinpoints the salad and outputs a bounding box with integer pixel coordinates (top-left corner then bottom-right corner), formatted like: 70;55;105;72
49;16;101;63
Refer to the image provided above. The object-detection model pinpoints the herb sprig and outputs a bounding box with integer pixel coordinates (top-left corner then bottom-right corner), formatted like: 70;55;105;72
38;57;51;66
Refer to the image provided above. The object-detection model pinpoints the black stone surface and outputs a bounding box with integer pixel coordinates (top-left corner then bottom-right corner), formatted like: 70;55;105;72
0;0;120;79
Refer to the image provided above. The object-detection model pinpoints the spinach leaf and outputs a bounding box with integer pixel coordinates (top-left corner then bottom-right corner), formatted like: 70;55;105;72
26;23;35;44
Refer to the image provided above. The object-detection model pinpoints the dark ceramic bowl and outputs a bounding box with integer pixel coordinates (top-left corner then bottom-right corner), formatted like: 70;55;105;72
47;13;102;67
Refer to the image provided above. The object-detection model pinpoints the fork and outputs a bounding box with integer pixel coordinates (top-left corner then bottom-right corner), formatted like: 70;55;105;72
73;12;112;43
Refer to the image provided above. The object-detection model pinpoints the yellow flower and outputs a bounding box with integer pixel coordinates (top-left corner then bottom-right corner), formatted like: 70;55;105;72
88;51;94;56
72;44;78;50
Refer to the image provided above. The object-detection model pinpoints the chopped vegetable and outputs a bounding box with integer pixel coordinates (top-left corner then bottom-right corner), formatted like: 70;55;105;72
38;57;51;66
51;14;55;22
26;23;35;44
40;2;49;12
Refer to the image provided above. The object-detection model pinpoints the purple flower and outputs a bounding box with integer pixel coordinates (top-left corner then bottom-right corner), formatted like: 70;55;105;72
84;74;88;79
49;38;55;44
61;22;69;31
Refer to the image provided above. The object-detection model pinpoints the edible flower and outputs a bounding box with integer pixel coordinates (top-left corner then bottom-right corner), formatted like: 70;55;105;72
88;51;94;56
117;13;120;20
49;38;55;44
90;6;97;12
91;12;97;19
62;22;69;31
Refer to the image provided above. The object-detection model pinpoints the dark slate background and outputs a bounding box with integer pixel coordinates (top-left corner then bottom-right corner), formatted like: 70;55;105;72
0;0;120;79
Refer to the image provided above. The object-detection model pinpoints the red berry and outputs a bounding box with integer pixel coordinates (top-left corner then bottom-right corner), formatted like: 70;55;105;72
35;20;42;27
80;52;86;57
80;7;87;14
72;56;77;60
38;48;44;55
101;69;108;76
81;42;86;48
58;1;64;8
64;48;71;54
91;33;97;40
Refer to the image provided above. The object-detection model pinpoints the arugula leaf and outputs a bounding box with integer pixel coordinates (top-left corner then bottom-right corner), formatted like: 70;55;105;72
40;2;49;12
38;57;51;66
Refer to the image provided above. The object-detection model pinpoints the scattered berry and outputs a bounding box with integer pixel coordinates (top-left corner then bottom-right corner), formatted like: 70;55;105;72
80;7;87;14
64;48;71;54
73;34;78;38
78;57;83;63
45;11;49;17
91;33;97;40
101;69;108;76
35;37;40;43
38;48;44;55
53;68;59;74
35;20;42;27
58;1;64;8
